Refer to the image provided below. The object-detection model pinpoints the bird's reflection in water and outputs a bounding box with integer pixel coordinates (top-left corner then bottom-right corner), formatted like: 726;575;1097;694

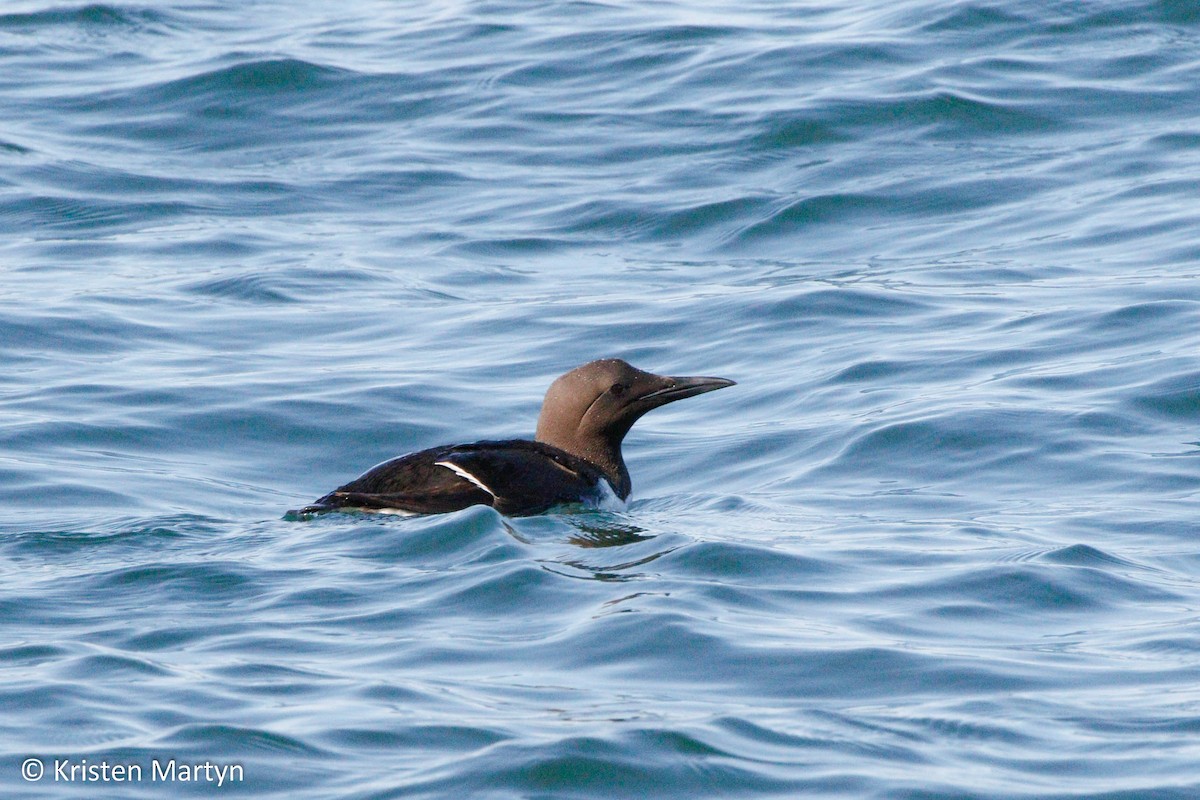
565;517;652;548
558;516;683;581
500;511;650;547
503;511;680;581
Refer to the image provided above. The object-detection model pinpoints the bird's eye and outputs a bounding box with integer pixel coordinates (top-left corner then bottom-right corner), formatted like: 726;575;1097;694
609;382;626;397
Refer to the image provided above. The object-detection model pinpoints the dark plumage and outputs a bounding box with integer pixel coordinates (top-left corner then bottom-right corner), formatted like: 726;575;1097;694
292;359;735;517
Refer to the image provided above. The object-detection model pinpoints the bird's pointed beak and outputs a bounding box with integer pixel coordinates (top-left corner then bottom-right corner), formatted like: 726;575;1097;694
638;374;736;407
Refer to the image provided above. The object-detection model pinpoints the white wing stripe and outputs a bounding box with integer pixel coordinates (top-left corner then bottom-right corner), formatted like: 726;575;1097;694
434;461;495;498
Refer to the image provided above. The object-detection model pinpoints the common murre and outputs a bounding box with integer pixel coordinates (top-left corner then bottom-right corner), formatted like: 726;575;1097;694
292;359;735;517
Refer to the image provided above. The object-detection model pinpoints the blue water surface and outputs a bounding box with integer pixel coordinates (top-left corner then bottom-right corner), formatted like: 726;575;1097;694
2;1;1200;797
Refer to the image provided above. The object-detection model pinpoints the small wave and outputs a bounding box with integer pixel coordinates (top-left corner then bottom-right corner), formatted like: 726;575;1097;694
0;139;33;155
830;359;920;383
305;503;512;564
832;89;1061;138
323;724;508;752
748;116;851;150
0;643;70;666
659;540;840;584
185;274;299;304
157;724;326;756
921;4;1029;34
150;58;353;104
731;193;893;245
912;562;1180;615
1036;544;1143;569
1125;372;1200;421
822;412;1023;475
0;4;170;31
0;193;195;233
91;561;259;601
64;57;387;152
58;652;172;680
397;729;793;798
447;236;575;257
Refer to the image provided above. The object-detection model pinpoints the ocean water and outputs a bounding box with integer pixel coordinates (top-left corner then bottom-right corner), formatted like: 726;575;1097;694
3;0;1200;796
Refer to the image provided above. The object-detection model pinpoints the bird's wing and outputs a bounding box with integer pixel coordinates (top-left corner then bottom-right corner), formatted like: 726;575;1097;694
304;447;495;515
433;443;596;516
300;440;599;517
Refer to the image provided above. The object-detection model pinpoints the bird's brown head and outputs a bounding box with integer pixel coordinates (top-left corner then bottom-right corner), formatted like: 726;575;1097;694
534;358;735;497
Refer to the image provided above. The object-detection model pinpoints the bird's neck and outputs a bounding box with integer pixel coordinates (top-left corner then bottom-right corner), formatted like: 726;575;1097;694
581;440;631;500
540;432;631;499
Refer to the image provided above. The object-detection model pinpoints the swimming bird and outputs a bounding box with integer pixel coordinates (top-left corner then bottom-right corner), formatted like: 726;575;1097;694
293;358;735;517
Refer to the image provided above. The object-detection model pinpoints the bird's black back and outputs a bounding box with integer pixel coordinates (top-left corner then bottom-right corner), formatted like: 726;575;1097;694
298;439;611;517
